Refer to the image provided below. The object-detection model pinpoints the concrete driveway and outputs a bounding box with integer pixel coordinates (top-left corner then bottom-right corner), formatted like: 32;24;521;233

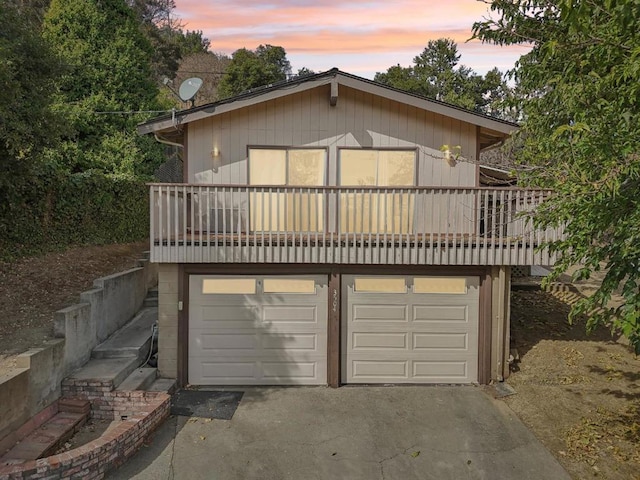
107;386;570;480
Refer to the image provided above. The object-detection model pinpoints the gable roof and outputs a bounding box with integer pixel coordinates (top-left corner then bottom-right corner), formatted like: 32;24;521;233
138;68;518;149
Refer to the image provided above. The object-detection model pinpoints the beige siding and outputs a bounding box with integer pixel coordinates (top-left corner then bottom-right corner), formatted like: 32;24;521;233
187;85;478;187
158;264;179;379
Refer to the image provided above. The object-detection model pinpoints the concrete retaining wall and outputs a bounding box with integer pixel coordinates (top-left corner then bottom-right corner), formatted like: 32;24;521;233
0;369;30;444
0;254;157;450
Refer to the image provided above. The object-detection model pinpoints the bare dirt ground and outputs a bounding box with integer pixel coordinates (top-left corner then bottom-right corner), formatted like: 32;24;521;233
0;242;148;375
507;289;640;480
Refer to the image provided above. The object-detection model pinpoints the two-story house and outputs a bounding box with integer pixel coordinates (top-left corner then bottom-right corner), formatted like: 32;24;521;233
138;69;558;388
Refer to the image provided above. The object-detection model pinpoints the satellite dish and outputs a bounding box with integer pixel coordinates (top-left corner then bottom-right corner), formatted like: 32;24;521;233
178;77;203;104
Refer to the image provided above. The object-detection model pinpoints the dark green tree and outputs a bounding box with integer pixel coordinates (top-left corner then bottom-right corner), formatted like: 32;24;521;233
374;39;512;116
43;0;165;175
218;44;292;99
0;0;63;181
473;0;640;351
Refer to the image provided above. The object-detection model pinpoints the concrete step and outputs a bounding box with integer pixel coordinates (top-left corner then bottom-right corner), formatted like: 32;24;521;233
65;357;140;391
146;378;178;394
146;287;158;298
143;297;158;307
0;412;87;461
117;367;157;391
92;308;157;361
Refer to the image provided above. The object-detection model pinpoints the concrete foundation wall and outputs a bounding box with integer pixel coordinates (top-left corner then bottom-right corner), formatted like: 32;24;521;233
0;254;158;447
157;264;179;379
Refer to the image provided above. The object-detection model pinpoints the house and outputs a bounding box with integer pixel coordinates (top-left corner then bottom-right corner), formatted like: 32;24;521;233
138;69;559;388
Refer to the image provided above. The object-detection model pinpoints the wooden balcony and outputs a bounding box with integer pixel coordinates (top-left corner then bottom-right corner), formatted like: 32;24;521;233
149;184;561;266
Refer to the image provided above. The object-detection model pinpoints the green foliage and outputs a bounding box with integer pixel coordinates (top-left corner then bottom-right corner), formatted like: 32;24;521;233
43;0;165;176
0;166;148;260
218;45;292;99
473;0;640;351
374;39;513;117
0;1;64;184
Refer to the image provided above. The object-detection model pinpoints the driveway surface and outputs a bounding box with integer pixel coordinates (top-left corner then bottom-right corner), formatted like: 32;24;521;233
108;386;570;480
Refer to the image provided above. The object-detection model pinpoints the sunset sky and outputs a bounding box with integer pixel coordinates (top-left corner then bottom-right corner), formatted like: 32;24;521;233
174;0;529;79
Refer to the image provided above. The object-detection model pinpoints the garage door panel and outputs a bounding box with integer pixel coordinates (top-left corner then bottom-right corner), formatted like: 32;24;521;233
193;360;326;385
199;361;256;380
200;305;260;323
262;361;317;380
413;333;468;350
264;305;319;323
413;305;468;322
413;361;467;379
352;360;408;379
262;333;319;350
199;333;256;350
352;332;407;350
351;304;407;321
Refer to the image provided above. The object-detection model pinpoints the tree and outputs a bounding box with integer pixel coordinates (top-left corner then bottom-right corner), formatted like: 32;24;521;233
0;0;63;179
473;0;640;351
374;39;512;116
217;45;292;99
129;0;210;80
43;0;165;175
170;52;231;106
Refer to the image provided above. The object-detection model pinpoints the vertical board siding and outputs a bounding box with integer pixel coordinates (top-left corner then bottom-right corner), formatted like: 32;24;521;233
187;85;477;188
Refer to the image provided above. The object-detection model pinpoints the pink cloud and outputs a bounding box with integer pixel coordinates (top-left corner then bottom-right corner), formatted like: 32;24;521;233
173;0;529;76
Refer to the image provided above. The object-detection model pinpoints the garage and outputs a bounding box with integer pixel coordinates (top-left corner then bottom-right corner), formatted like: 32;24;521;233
342;275;479;384
189;275;328;385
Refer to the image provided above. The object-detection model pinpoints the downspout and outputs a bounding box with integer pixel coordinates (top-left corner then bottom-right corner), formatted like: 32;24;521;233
154;133;184;149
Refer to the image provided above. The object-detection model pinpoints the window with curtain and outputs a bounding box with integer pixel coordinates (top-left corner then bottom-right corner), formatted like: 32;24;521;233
248;148;326;232
339;149;416;234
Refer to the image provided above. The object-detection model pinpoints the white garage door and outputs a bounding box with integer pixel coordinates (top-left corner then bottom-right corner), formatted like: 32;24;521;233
343;275;479;384
189;275;328;385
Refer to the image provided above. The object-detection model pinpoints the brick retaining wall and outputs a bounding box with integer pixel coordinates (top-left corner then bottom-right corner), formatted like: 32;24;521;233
0;391;170;480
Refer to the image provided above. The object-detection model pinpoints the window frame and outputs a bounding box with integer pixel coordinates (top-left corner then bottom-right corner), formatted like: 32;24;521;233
247;146;328;186
337;147;419;187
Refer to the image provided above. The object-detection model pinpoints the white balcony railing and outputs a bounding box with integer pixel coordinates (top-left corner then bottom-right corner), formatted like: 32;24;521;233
149;184;561;265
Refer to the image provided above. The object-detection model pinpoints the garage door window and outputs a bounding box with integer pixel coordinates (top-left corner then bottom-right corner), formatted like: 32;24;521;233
354;277;406;293
263;279;316;294
413;277;466;294
202;278;257;294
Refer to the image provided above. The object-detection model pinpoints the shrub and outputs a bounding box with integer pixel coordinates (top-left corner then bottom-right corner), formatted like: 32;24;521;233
0;167;148;260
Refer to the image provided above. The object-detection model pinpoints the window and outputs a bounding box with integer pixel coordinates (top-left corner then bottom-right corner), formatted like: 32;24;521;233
339;149;416;234
354;277;407;293
413;277;467;294
248;148;326;233
202;278;257;294
249;148;325;186
339;149;415;186
263;279;316;294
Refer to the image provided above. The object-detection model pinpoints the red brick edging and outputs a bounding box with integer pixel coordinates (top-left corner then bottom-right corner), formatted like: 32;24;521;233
0;391;170;480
